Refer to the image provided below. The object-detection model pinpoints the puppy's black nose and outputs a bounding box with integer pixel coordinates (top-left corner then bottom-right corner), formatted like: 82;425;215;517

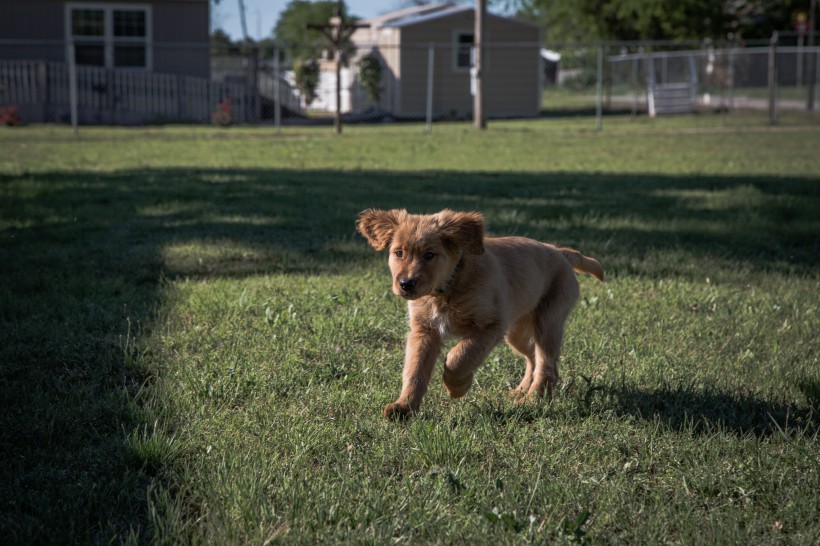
399;278;417;291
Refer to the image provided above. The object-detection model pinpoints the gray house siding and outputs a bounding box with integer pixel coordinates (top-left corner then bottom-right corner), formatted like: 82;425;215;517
0;0;210;78
0;1;65;41
152;2;210;77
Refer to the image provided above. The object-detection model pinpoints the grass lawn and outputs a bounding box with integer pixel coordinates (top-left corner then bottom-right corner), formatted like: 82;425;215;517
1;117;818;544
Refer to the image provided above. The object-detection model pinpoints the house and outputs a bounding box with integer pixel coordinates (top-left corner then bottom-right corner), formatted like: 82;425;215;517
0;0;210;78
348;3;542;119
0;0;266;124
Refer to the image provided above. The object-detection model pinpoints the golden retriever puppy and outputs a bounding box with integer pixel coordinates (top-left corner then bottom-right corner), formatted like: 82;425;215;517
357;209;604;420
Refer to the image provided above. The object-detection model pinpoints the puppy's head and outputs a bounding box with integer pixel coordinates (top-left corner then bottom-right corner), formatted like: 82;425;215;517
357;209;484;299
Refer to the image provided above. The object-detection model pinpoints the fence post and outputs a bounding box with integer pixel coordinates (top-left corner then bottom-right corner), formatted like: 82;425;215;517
473;0;487;130
273;46;281;134
768;31;778;125
728;43;736;111
176;74;183;121
647;54;657;117
595;44;603;131
248;46;260;122
68;41;79;135
797;33;804;88
631;52;639;117
814;49;819;111
687;53;697;110
36;61;48;123
426;43;434;134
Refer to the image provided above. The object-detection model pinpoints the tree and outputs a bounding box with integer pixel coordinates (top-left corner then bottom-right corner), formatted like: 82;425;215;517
210;0;250;41
272;0;355;61
510;0;800;43
293;57;320;105
358;53;382;104
210;28;243;55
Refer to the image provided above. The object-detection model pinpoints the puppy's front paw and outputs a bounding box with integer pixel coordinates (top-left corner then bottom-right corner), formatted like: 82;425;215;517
509;388;526;400
383;402;415;421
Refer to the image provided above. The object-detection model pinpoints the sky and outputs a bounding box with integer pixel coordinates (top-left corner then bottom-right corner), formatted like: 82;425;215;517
211;1;406;41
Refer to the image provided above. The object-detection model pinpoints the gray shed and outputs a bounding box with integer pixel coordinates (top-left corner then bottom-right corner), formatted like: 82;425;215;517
351;4;542;119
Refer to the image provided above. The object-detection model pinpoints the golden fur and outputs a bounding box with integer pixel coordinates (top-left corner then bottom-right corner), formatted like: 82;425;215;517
357;209;604;420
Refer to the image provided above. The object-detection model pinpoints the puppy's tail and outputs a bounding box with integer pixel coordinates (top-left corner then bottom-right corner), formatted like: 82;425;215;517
560;248;605;282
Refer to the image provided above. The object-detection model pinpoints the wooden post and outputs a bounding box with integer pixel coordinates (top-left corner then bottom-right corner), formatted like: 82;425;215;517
473;0;486;129
807;0;817;111
307;1;368;135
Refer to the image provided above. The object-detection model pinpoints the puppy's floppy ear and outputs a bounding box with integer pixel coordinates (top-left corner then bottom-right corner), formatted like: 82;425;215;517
357;209;404;251
436;209;485;255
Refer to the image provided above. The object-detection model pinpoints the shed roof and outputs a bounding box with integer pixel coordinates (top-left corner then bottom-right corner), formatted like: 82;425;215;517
381;4;470;28
360;3;456;29
377;4;539;31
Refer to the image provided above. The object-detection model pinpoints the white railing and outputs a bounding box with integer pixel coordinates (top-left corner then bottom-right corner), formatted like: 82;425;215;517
0;59;304;124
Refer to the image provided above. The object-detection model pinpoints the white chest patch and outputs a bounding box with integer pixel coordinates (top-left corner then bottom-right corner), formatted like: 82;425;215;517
430;305;455;338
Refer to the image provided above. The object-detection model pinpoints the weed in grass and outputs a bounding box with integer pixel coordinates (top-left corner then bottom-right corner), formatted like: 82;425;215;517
125;421;182;476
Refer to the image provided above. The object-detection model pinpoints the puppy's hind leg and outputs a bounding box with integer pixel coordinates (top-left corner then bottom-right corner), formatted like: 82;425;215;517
504;317;536;400
528;276;579;398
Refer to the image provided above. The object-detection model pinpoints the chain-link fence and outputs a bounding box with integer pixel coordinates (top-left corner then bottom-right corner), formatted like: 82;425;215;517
606;38;819;123
1;37;817;131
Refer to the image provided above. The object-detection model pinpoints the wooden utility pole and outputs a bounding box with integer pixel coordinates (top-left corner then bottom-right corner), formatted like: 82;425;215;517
307;1;367;134
237;0;249;41
807;0;817;111
473;0;487;129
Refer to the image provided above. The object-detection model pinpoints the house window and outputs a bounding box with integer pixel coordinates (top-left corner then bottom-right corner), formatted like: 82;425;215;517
66;3;152;70
454;32;474;70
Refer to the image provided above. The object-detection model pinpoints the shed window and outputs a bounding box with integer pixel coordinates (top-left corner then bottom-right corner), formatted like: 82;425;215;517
67;3;151;70
455;32;474;70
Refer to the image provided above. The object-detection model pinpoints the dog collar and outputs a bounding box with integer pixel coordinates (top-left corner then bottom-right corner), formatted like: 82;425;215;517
436;255;464;294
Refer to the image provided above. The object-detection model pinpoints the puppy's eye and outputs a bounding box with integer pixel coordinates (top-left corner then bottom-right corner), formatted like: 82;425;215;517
395;250;403;259
424;252;435;260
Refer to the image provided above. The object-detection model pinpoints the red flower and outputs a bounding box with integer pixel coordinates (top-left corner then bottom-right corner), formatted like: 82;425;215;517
0;105;21;126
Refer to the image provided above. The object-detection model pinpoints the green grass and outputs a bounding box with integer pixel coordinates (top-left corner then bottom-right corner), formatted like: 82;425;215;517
1;118;818;544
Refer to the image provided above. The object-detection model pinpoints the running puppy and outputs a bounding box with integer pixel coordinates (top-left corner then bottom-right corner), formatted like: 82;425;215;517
357;209;604;420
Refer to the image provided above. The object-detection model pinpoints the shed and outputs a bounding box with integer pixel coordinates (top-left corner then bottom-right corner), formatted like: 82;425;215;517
350;3;541;119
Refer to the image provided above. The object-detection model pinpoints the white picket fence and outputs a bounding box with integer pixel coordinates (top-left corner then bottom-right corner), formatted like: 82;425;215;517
0;60;269;124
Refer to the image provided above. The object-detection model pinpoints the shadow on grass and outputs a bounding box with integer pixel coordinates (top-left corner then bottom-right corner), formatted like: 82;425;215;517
601;383;819;438
0;168;817;542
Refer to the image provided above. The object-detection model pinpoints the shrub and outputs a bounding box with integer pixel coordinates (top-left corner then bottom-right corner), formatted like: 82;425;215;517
358;53;382;104
294;57;320;107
